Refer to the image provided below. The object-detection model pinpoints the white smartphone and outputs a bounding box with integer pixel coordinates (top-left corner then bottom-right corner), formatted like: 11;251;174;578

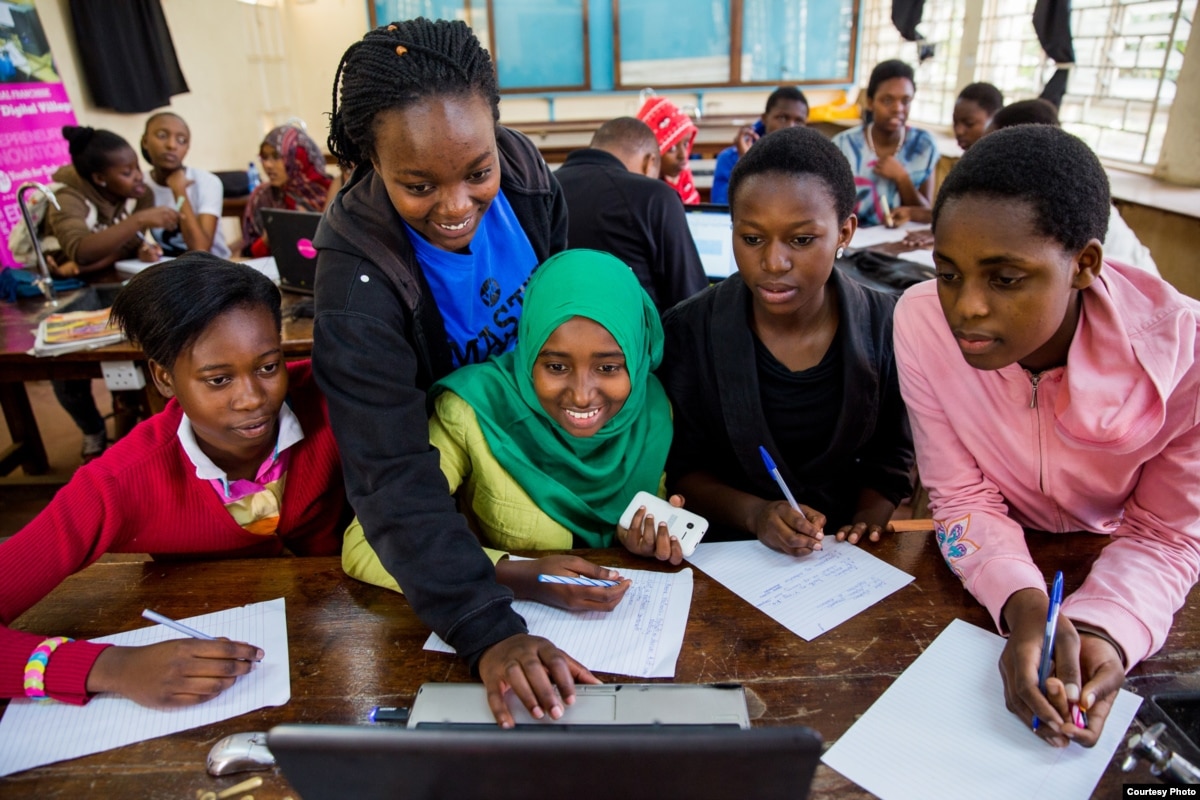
618;491;709;557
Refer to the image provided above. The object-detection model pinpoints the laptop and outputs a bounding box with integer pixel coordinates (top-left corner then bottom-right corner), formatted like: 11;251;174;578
683;203;736;280
261;208;321;294
268;722;822;800
407;682;751;728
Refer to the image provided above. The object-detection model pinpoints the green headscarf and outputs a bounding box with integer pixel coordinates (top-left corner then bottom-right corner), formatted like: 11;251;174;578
434;249;672;547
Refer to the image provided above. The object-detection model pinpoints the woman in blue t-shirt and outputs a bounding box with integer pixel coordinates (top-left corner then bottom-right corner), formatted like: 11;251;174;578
832;60;939;227
314;18;608;730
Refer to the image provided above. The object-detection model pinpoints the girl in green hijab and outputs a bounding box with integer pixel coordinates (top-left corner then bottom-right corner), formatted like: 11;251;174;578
343;250;684;612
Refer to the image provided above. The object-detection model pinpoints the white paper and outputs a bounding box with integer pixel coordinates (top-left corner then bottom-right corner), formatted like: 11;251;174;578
849;221;929;249
425;567;693;678
896;247;936;269
114;255;174;275
0;598;290;777
684;539;913;640
821;619;1142;800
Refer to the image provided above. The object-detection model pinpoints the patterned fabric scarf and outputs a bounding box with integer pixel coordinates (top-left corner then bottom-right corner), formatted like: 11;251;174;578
241;125;332;247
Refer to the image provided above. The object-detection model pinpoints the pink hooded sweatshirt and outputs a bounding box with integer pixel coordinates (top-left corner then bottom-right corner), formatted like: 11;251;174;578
895;260;1200;668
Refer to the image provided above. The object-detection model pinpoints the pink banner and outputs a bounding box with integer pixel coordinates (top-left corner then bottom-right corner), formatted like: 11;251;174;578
0;0;78;268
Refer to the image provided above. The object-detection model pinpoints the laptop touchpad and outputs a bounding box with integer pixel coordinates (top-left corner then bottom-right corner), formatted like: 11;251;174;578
506;693;617;724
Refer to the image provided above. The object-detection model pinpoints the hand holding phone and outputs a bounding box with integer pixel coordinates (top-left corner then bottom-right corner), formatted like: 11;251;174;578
618;491;708;558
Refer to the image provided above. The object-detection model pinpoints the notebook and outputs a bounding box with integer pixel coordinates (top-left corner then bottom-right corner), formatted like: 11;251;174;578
683;203;736;280
268;721;821;800
261;208;321;294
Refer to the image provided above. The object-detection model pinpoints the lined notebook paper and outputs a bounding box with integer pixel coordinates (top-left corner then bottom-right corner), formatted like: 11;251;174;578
425;567;693;678
0;598;290;777
822;619;1142;800
685;539;913;639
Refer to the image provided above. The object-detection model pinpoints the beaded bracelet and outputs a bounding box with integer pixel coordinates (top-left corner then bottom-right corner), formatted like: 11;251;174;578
23;636;73;701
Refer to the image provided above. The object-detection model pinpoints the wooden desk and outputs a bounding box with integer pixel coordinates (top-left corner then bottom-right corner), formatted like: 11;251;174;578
2;532;1193;798
0;288;314;476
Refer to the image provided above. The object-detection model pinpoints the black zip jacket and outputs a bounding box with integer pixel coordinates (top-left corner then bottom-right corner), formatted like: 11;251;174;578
312;126;568;670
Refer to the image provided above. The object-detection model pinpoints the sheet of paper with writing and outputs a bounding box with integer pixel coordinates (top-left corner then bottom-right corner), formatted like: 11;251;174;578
821;618;1142;800
425;567;693;678
685;539;913;640
0;598;290;777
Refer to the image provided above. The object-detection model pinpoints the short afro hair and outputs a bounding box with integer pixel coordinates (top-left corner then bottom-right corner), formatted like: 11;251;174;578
728;126;857;222
991;98;1060;130
765;86;809;114
110;252;282;371
956;82;1003;115
867;60;915;99
933;125;1109;253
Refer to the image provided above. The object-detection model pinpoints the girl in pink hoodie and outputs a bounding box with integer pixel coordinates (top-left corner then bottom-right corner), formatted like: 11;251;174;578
894;125;1200;749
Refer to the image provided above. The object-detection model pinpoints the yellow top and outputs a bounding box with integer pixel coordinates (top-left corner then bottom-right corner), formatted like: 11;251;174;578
342;391;666;592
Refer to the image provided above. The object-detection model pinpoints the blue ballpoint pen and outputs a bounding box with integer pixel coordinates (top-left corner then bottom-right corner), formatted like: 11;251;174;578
758;446;802;514
1031;571;1064;731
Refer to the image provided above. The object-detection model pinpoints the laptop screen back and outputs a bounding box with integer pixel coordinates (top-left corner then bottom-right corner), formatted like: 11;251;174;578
684;203;736;280
261;208;321;294
268;723;821;800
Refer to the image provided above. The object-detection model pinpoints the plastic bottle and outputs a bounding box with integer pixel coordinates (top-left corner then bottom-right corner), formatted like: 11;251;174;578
246;161;261;193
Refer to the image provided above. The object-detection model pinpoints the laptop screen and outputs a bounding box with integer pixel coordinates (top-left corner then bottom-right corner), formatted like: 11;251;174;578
684;203;736;280
268;723;820;800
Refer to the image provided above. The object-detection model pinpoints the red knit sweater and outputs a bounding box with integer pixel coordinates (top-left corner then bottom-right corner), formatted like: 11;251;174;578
0;360;346;704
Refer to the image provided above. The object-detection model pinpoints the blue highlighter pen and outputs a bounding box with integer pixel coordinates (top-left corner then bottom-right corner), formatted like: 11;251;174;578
1031;571;1064;731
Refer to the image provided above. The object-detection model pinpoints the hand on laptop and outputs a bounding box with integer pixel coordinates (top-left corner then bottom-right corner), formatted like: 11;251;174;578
478;634;600;728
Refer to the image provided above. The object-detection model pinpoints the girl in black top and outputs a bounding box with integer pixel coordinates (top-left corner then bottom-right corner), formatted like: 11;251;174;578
659;127;913;555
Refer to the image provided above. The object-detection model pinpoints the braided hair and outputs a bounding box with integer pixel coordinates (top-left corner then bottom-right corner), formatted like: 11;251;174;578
328;18;499;166
62;125;134;182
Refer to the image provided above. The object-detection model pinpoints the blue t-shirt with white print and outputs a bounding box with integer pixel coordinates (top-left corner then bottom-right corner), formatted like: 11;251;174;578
406;189;538;367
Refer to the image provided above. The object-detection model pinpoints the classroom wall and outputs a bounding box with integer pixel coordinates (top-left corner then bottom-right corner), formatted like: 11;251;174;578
33;0;367;173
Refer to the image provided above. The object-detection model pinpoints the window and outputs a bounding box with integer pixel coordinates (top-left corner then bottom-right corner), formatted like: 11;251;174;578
856;0;968;128
613;0;858;88
857;0;1190;167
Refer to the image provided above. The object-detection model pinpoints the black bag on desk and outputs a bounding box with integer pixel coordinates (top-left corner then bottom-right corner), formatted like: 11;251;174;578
837;250;935;296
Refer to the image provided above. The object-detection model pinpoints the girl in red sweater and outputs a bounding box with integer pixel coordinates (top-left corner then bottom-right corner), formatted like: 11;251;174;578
0;253;346;708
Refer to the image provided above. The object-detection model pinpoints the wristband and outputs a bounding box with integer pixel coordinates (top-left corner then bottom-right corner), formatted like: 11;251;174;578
23;636;74;701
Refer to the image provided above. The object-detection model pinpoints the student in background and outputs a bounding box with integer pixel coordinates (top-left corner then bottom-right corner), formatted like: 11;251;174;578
832;60;938;227
141;111;230;258
344;249;687;607
660;127;913;555
315;18;580;729
894;125;1200;747
636;95;701;205
43;126;177;277
711;86;809;205
240;124;331;257
988;99;1160;276
42;125;180;461
555;117;707;312
0;254;346;708
953;82;1004;152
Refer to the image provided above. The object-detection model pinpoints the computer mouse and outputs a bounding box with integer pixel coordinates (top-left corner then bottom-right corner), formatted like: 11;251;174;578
206;731;275;776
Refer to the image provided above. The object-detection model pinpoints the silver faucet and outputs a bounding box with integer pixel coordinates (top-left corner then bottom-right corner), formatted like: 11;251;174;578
1123;722;1200;784
16;181;61;306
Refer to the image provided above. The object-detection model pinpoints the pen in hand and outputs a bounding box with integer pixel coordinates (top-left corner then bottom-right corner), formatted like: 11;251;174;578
537;574;620;588
758;446;805;516
1031;571;1063;732
141;608;216;640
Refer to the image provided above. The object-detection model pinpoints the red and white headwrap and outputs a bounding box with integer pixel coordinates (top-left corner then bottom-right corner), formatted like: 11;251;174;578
636;96;701;205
